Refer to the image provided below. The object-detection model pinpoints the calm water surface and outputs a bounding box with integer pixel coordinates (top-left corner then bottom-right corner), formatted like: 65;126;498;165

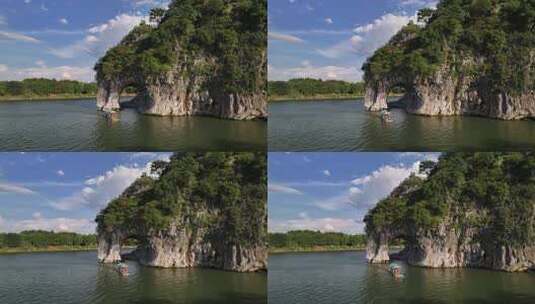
269;251;535;304
268;99;535;151
0;99;266;151
0;251;266;304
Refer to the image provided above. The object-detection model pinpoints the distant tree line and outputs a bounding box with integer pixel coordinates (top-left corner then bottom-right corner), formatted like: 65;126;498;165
269;230;367;249
268;79;365;98
268;78;405;98
0;78;98;97
0;230;97;248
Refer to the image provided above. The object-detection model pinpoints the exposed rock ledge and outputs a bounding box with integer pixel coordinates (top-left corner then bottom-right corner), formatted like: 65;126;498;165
96;71;267;120
96;153;268;273
365;170;535;273
364;61;535;121
366;224;535;272
97;225;267;272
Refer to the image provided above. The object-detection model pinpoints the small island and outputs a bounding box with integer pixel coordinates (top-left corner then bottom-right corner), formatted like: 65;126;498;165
365;152;535;272
96;152;267;272
95;0;267;120
363;0;534;120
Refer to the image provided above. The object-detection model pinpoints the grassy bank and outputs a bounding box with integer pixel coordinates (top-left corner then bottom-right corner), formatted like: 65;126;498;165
269;245;366;254
0;246;97;254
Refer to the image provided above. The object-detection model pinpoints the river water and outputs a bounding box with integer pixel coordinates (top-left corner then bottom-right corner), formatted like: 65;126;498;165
268;251;535;304
268;99;535;151
0;251;266;304
0;99;266;151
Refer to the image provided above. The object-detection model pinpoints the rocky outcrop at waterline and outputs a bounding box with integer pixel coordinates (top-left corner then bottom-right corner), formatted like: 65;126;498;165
95;0;267;120
363;1;535;120
96;153;268;272
365;153;535;272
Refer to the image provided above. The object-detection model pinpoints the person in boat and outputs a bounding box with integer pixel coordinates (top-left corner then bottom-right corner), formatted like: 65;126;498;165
381;109;393;122
388;263;403;279
115;262;129;276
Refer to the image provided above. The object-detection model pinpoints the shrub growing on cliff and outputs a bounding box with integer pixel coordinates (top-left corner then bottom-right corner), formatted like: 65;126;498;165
363;0;535;95
95;0;267;95
365;153;535;247
95;152;267;247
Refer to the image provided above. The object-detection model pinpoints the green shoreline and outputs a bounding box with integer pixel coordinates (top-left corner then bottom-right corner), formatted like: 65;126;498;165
0;93;137;102
269;246;366;254
268;94;364;102
0;246;97;255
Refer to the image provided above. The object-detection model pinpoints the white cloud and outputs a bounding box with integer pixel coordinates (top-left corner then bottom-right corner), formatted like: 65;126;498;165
130;152;158;159
269;64;363;82
351;13;415;55
0;65;95;82
323;170;331;177
130;0;170;8
0;30;40;43
59;18;69;25
50;14;147;59
0;183;36;195
270;217;363;234
269;183;303;195
400;0;438;8
41;3;48;11
0;213;96;234
35;60;46;68
325;18;333;24
316;13;414;59
316;162;421;211
24;0;31;3
51;164;151;211
57;170;65;176
268;32;304;44
0;64;7;72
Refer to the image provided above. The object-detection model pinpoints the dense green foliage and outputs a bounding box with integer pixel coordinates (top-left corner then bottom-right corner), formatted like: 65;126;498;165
0;231;96;249
269;230;366;249
363;0;535;94
0;78;97;97
268;79;366;98
365;153;535;247
95;0;266;94
96;152;267;246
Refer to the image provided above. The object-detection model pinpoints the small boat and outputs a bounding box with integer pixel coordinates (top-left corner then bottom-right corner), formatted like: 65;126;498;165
388;263;404;279
381;110;393;123
115;262;129;276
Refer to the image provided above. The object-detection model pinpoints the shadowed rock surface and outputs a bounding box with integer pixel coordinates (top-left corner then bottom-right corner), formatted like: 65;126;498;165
96;153;267;272
365;153;535;272
363;0;534;120
95;0;267;120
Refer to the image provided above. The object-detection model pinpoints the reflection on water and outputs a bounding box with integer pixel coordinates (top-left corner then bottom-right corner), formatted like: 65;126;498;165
268;99;535;151
0;251;266;304
269;251;535;304
0;99;266;151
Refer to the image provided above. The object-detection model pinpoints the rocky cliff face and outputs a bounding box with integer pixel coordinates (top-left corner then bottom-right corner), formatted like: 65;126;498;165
364;62;535;120
95;0;267;120
365;153;535;272
367;220;535;272
96;54;267;120
362;0;534;121
97;220;267;272
95;153;267;273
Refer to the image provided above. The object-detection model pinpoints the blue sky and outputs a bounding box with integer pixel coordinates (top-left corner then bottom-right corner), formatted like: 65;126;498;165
0;0;169;82
0;152;170;234
268;152;439;234
268;0;437;81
